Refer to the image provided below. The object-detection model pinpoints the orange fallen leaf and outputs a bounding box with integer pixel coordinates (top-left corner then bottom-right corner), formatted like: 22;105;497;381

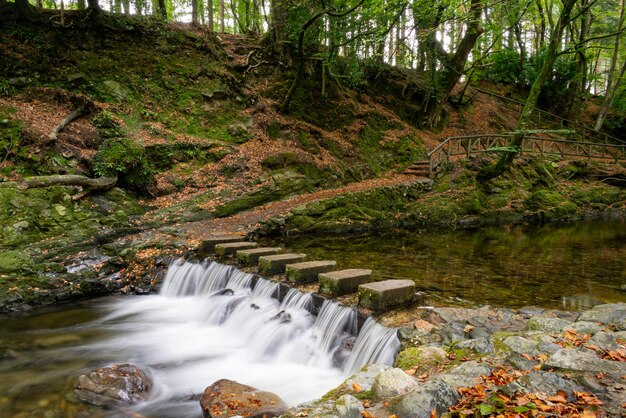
521;353;535;361
430;408;438;418
361;411;375;418
547;394;567;404
352;382;363;393
405;369;416;376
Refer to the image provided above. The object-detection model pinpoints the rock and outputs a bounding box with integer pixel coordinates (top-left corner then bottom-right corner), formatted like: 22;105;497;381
578;303;626;330
227;122;250;140
334;395;364;418
501;371;584;401
440;321;469;345
102;80;127;101
455;337;494;354
345;364;391;392
258;253;307;275
67;72;86;83
518;306;546;317
525;316;572;333
236;247;282;265
394;346;447;370
537;341;562;355
0;250;32;273
589;331;621;351
215;241;258;256
74;363;151;407
285;260;337;284
503;336;538;355
197;236;242;255
319;269;373;296
392;380;459;418
199;379;288;418
435;361;493;389
358;279;415;311
545;348;626;375
564;321;602;336
372;368;418;398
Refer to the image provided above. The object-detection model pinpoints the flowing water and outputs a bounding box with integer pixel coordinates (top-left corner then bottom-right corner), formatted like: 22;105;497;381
0;260;400;418
266;220;626;310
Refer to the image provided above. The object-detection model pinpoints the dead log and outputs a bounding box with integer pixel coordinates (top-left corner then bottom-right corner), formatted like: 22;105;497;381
48;109;86;141
0;174;117;191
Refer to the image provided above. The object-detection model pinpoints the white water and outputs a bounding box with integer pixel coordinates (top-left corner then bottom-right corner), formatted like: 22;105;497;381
80;259;399;417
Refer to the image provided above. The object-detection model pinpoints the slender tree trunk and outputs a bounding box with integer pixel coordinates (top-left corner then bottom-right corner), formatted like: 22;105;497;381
157;0;167;19
208;0;214;30
220;0;225;31
478;0;578;182
192;0;198;24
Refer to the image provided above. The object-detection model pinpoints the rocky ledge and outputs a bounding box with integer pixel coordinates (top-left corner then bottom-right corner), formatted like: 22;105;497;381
286;302;626;418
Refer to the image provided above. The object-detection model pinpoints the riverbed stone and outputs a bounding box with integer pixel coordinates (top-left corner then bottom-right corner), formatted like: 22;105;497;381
564;321;602;336
394;346;447;370
74;363;151;407
589;331;621;351
391;380;459;418
285;260;337;284
436;361;493;389
372;368;418;398
455;337;494;354
545;348;626;375
258;253;307;275
334;395;364;418
236;247;282;265
345;364;391;392
525;316;572;333
197;236;242;254
215;241;258;256
503;336;539;355
199;379;288;418
358;280;415;311
319;269;372;296
578;303;626;330
501;371;584;401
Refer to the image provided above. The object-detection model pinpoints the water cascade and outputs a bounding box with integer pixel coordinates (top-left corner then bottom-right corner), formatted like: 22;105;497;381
79;259;400;416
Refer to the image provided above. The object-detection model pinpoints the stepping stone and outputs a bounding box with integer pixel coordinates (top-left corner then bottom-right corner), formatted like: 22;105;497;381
358;279;415;311
236;247;283;265
319;269;372;296
258;253;306;275
285;260;337;284
215;242;258;256
198;236;242;254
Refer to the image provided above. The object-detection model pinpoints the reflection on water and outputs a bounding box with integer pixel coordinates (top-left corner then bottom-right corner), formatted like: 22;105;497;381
265;220;626;309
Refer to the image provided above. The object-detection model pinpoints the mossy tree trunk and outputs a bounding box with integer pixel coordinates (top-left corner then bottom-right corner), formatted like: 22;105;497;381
477;0;578;183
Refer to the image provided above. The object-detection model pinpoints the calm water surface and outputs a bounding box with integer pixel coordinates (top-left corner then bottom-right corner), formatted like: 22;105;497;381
265;220;626;310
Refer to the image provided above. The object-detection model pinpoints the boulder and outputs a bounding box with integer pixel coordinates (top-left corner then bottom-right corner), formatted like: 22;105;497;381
563;321;602;336
545;348;626;376
579;303;626;330
74;363;151;407
358;279;415;311
199;379;288;418
455;337;494;354
502;371;584;401
334;394;364;418
392;380;459;418
372;368;418;398
503;336;539;355
345;364;392;392
525;316;572;333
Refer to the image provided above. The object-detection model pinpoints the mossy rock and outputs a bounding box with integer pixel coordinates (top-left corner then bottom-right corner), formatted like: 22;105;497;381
394;346;447;370
524;189;566;210
0;250;33;273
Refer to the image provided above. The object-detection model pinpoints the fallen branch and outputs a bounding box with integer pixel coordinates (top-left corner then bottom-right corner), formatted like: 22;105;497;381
0;174;117;191
49;109;86;141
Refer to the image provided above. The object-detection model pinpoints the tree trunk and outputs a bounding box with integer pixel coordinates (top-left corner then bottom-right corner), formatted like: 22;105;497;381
157;0;167;19
220;0;225;31
0;175;117;191
87;0;100;11
422;0;484;128
192;0;198;24
478;0;578;182
208;0;214;30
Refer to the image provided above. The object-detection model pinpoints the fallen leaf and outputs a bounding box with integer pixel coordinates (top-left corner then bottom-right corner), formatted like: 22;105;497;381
547;394;567;404
352;382;363;393
521;353;535;361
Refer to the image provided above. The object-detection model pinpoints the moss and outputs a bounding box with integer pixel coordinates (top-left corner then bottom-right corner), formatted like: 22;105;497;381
0;250;33;273
524;189;566;210
93;138;155;191
394;346;446;370
144;142;228;171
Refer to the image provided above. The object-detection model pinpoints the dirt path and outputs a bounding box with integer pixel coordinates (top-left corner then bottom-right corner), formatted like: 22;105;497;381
180;173;424;239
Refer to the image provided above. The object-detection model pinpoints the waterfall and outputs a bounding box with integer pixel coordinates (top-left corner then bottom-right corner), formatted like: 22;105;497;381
85;260;400;416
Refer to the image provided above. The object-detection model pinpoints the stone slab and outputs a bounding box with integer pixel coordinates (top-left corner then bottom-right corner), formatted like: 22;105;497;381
285;260;337;284
358;279;415;311
236;247;282;265
215;241;258;256
319;269;372;296
258;253;307;275
197;236;242;254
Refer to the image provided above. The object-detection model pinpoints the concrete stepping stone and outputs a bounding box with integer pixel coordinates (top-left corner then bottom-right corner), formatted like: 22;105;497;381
236;247;283;265
259;253;306;275
358;279;415;311
319;269;372;296
198;236;242;254
285;260;337;284
215;242;258;256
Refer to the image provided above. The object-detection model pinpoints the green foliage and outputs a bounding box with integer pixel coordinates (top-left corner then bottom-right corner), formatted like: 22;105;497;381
92;111;125;139
476;49;522;84
93;138;154;190
0;79;17;97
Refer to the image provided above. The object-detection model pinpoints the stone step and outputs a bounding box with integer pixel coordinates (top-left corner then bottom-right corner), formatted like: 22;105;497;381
197;236;243;254
236;247;283;266
318;269;373;296
258;253;307;275
285;260;337;284
215;242;258;257
358;279;415;311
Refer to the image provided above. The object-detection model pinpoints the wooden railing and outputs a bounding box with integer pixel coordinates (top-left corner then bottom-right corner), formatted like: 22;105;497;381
472;87;626;146
428;134;626;174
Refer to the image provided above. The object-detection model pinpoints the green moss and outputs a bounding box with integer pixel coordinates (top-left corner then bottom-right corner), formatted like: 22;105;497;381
394;347;446;369
0;250;33;273
524;189;566;210
93;138;154;190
